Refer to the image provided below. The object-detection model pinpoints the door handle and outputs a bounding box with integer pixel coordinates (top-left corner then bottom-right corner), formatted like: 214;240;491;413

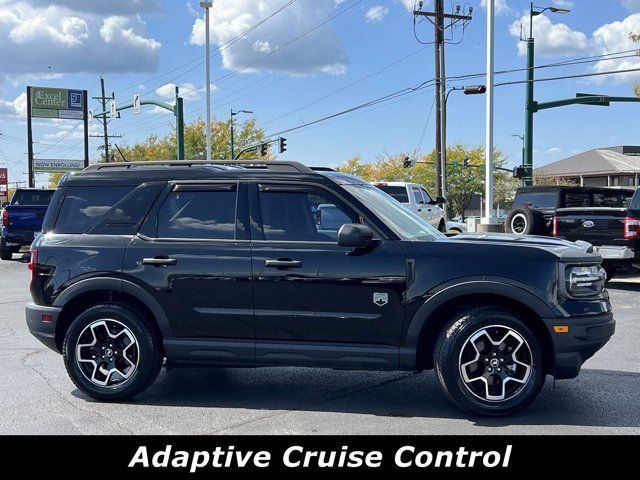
142;257;177;266
265;259;302;269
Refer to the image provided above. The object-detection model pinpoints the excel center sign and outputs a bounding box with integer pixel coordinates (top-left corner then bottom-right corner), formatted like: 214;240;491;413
30;86;85;120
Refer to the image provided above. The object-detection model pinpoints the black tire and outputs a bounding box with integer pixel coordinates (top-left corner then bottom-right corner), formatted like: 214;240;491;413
63;303;163;401
434;306;545;416
504;207;544;235
0;239;12;261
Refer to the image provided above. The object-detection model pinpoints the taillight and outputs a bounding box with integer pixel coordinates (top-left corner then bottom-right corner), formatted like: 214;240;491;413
1;208;7;228
552;216;558;237
624;217;640;240
28;249;38;286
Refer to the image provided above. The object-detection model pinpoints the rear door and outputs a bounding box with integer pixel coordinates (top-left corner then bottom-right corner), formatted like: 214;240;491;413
123;181;255;362
249;181;407;367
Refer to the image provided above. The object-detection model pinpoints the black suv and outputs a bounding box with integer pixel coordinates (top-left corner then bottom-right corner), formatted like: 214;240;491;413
26;161;615;416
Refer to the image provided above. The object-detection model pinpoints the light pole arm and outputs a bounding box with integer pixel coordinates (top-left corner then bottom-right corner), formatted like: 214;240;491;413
93;99;176;118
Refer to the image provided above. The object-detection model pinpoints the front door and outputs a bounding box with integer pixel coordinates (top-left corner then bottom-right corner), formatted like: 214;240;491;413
123;182;254;363
249;182;407;368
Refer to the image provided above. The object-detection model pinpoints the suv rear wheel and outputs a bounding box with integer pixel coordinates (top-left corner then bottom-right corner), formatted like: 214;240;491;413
434;306;544;416
0;239;12;260
63;304;163;401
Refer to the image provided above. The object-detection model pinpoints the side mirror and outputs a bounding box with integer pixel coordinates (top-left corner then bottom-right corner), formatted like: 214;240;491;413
434;196;447;205
1;202;8;208
338;224;374;249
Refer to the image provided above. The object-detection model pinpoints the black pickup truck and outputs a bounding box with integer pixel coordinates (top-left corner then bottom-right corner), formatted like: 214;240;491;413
553;187;639;280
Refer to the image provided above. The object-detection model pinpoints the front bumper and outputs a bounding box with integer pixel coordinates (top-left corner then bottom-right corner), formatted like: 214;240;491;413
544;313;615;379
595;245;634;261
25;302;62;352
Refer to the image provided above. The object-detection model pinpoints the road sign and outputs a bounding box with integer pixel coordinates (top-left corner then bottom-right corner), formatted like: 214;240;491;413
133;93;141;114
30;86;84;120
110;99;117;118
33;159;85;173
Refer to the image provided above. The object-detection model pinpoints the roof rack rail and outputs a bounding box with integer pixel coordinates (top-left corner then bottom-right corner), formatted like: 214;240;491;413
83;160;314;173
310;166;336;172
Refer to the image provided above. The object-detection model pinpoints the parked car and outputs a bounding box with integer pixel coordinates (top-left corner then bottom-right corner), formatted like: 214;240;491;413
372;182;447;232
1;188;54;260
553;187;639;280
505;186;637;280
26;161;614;416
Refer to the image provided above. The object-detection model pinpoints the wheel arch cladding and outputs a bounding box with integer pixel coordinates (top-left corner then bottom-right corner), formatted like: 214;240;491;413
408;284;556;374
53;280;170;352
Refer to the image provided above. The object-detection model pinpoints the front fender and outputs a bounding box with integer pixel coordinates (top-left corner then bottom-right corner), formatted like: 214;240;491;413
403;277;560;349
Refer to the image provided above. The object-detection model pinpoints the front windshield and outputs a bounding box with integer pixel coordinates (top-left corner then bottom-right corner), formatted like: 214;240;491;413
344;184;445;241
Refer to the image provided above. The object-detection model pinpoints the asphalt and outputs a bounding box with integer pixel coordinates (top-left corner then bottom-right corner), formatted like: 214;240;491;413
0;252;638;435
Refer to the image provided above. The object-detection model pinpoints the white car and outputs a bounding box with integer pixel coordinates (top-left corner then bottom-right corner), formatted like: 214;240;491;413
372;182;447;232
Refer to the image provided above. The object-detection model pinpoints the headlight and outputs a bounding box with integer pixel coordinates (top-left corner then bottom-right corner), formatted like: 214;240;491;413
563;265;606;298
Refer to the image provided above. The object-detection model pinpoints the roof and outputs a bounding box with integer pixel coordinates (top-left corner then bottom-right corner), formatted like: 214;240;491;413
59;160;364;187
536;146;640;177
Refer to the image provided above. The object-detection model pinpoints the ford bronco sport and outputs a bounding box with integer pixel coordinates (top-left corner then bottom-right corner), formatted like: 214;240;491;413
25;161;615;416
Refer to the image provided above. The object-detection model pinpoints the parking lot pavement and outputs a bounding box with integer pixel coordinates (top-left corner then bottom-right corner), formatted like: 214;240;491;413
0;254;638;435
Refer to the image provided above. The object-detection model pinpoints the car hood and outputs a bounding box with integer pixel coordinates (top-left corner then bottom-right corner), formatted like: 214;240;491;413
439;232;600;263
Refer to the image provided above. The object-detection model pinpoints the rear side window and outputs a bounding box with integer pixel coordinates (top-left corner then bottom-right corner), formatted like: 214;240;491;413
592;192;634;208
54;186;133;234
514;192;557;209
375;185;409;203
563;193;590;208
157;188;237;240
631;190;640;210
11;190;53;206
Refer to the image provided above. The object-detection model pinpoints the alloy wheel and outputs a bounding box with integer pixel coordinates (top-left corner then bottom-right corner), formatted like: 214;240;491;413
458;325;532;402
75;319;139;388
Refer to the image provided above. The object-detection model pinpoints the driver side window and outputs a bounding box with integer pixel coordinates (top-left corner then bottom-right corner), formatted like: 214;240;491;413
258;185;358;242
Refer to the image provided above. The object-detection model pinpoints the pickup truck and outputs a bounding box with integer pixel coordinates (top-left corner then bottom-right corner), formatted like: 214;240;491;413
372;182;447;232
553;187;639;280
1;188;55;260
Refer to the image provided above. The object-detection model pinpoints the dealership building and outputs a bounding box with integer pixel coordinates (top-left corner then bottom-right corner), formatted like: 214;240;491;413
535;146;640;187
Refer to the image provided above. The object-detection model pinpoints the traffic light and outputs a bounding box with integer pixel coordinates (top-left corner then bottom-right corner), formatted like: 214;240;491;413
463;85;487;95
513;166;527;179
279;137;287;154
463;157;470;168
260;143;268;157
403;157;413;169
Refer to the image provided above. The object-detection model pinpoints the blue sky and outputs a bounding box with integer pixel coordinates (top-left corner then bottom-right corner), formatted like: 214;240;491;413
1;0;640;187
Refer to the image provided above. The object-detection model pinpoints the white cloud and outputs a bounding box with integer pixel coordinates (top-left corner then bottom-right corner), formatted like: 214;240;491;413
545;147;563;154
189;0;348;76
395;0;419;11
509;13;587;56
621;0;640;12
28;0;161;15
155;82;216;101
365;6;388;24
0;2;161;75
480;0;511;17
0;92;26;118
591;14;640;82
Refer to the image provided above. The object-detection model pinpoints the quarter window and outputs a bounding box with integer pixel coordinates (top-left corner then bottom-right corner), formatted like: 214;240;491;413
157;189;237;240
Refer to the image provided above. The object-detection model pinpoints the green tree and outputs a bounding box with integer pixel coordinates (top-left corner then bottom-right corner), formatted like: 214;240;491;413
339;144;514;219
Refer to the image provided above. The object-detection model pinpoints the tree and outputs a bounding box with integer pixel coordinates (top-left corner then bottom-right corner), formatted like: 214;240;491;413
338;144;514;219
48;117;270;187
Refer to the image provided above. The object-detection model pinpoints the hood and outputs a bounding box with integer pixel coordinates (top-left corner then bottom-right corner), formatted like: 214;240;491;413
443;232;600;263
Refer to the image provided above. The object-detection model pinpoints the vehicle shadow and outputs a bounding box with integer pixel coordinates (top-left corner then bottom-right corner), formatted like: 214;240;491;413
73;366;640;428
607;281;640;292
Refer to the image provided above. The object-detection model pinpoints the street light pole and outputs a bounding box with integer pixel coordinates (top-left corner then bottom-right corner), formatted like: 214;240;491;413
200;2;212;161
484;0;495;225
230;109;253;160
524;3;571;186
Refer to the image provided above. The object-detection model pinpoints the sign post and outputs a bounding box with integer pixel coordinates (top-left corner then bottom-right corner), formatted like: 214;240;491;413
27;86;88;183
0;168;8;205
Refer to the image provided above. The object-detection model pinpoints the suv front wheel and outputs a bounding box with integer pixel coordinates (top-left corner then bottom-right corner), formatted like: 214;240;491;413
63;304;163;401
434;306;544;416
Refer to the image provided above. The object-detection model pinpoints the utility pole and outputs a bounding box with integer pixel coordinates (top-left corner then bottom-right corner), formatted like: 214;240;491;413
413;2;472;199
484;0;495;225
93;77;113;163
